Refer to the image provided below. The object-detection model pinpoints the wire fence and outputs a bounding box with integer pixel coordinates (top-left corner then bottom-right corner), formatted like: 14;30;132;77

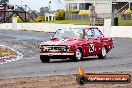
65;13;90;20
65;12;132;20
65;12;132;26
65;13;113;20
115;13;132;20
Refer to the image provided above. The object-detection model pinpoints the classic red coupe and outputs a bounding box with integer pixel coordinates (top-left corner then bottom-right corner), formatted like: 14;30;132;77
38;27;113;63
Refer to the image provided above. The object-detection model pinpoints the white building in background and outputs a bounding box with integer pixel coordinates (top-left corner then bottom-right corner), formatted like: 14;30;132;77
65;0;112;18
45;13;55;21
64;0;132;12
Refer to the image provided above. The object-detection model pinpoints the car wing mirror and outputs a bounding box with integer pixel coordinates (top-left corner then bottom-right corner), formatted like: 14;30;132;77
50;37;53;40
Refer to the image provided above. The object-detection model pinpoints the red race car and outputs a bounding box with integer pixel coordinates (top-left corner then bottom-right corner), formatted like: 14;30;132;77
38;27;114;63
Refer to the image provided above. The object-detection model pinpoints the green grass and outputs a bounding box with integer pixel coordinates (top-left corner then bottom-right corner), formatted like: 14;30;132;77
119;19;132;26
43;20;90;25
29;19;132;26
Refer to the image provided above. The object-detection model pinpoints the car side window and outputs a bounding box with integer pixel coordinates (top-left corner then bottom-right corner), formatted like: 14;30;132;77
94;28;102;37
86;29;95;38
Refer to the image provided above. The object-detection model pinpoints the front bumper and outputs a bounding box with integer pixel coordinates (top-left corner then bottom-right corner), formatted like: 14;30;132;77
39;52;74;59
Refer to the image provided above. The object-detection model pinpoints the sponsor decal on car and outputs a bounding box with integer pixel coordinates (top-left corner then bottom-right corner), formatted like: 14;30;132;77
41;39;69;45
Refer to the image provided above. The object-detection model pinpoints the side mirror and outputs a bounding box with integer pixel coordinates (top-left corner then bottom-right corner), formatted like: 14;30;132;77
84;36;87;39
50;37;53;40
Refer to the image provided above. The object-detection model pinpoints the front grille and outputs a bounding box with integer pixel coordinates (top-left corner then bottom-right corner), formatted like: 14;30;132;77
39;46;69;52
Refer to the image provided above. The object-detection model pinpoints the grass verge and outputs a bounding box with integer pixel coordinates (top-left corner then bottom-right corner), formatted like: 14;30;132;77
0;46;16;57
43;20;90;25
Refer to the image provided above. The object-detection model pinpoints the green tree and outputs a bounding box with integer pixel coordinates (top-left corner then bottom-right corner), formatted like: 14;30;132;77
39;7;49;16
17;16;23;23
35;16;45;22
8;16;23;23
55;10;65;20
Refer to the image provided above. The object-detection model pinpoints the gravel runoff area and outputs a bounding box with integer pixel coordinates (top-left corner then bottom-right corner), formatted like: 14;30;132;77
0;30;51;59
0;45;17;64
0;71;131;88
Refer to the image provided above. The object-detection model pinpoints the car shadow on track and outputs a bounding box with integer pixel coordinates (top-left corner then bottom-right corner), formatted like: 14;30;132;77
49;57;106;63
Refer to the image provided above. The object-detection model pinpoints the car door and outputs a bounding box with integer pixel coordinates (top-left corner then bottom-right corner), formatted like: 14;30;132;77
85;28;100;56
93;28;104;55
94;28;113;52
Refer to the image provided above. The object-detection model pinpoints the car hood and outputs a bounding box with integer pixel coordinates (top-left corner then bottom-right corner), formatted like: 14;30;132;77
39;39;84;46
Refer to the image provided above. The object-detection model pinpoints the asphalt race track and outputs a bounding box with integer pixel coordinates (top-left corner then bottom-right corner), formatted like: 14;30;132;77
0;30;132;79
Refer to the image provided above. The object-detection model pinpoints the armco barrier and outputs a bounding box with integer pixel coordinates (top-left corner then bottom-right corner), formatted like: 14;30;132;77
0;23;132;38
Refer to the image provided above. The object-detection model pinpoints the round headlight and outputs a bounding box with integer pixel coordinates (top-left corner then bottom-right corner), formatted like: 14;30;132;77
66;46;70;52
38;45;41;49
38;45;43;52
62;48;66;52
43;48;46;51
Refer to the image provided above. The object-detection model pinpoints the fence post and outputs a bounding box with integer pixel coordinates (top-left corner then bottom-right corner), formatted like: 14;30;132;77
12;17;18;30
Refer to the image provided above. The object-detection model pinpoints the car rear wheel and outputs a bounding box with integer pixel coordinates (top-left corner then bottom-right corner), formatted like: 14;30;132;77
40;55;50;63
98;47;107;59
72;49;83;61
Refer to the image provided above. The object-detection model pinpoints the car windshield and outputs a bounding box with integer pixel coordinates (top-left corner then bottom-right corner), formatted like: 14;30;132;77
52;28;84;39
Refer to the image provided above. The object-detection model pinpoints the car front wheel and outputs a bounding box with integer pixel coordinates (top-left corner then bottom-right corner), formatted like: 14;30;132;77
72;49;83;61
98;47;107;59
40;55;50;63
